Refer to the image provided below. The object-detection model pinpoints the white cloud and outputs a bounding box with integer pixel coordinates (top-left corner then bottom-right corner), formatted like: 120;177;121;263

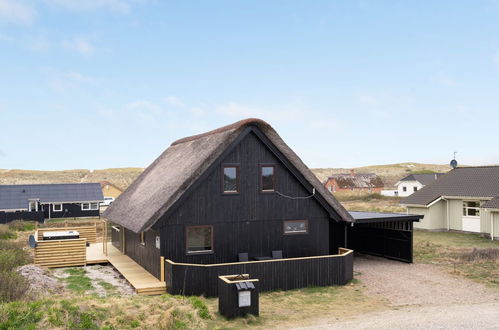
126;100;164;121
165;96;186;108
41;67;93;92
216;102;266;118
44;0;134;13
0;0;36;25
63;38;95;56
26;36;51;52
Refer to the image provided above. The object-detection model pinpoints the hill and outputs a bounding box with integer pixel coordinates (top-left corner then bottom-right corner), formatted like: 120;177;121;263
0;163;452;190
311;162;453;187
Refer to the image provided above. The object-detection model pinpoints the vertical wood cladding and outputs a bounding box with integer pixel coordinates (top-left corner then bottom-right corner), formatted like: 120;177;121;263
155;131;338;264
165;251;354;297
42;203;100;219
124;228;161;278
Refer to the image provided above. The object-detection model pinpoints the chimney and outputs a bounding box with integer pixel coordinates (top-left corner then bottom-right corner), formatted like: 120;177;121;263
350;169;355;177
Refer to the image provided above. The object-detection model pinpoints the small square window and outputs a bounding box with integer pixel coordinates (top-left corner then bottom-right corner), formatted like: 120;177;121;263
283;220;308;235
222;166;239;193
402;186;407;192
53;203;62;212
186;225;213;254
81;203;90;210
413;187;418;192
261;166;275;191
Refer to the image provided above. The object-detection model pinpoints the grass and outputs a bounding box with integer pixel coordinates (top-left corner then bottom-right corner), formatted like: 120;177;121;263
63;268;94;293
336;192;405;213
414;230;499;287
0;233;32;303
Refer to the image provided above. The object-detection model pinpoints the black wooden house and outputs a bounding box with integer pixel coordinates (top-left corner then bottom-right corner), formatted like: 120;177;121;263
104;119;421;295
0;183;104;223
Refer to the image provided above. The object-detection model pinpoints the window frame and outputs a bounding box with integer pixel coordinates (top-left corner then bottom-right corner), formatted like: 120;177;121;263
81;203;90;211
463;201;481;217
283;220;309;235
260;164;276;192
402;186;407;192
185;225;214;255
52;203;63;212
221;165;240;194
81;202;99;211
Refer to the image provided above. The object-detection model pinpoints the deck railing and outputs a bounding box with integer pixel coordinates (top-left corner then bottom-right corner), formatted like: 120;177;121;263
165;248;353;296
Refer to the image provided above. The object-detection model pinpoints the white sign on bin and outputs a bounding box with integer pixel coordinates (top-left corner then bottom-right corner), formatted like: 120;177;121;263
155;236;160;249
238;290;251;307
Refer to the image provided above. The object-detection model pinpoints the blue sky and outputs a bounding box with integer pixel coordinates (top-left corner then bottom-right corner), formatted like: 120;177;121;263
1;1;499;170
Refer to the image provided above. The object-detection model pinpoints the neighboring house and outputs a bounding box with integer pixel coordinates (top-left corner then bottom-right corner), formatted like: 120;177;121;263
395;173;444;197
100;181;123;199
103;119;421;295
401;166;499;240
324;170;384;193
0;183;104;223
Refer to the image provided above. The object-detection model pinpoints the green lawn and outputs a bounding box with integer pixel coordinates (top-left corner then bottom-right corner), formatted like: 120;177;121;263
414;230;499;287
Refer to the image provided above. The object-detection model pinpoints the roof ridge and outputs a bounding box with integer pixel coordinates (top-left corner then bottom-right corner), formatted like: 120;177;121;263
171;118;270;146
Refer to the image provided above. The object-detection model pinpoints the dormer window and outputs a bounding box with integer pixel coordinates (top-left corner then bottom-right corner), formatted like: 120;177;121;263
222;166;239;193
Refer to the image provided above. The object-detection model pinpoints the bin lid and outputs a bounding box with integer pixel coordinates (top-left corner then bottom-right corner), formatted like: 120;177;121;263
235;281;255;291
42;230;80;237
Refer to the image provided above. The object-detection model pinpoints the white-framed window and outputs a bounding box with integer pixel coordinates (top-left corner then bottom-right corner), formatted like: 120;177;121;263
81;202;99;211
463;201;481;217
413;187;418;192
53;203;63;212
283;220;309;235
402;186;407;192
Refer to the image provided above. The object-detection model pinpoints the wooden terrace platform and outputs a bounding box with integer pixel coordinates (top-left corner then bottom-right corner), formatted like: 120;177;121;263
87;243;166;295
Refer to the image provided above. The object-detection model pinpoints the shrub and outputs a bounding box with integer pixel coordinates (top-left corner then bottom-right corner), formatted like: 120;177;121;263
189;297;211;319
457;248;499;262
0;225;16;240
8;220;36;232
0;240;31;271
0;271;31;303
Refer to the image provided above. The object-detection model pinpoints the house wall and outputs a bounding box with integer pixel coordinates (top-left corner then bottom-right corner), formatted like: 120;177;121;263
42;203;99;219
448;199;462;231
124;228;161;279
410;200;446;230
397;181;424;197
492;211;499;239
155;131;334;265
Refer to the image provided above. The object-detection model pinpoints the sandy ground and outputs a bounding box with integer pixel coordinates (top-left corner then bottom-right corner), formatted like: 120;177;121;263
293;255;499;329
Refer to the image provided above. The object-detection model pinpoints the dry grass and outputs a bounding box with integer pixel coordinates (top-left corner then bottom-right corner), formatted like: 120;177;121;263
333;192;405;213
414;231;499;288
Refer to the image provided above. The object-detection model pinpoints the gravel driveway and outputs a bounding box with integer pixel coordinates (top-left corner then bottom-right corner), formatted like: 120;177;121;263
294;255;499;329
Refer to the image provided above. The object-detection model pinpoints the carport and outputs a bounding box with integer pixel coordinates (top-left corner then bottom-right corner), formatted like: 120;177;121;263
346;211;423;263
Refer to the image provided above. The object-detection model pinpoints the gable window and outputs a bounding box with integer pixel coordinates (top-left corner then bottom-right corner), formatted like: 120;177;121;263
261;165;276;192
463;201;481;217
81;202;99;211
402;186;407;192
413;187;418;192
53;203;63;212
186;225;213;254
222;166;239;193
283;220;308;235
140;232;145;246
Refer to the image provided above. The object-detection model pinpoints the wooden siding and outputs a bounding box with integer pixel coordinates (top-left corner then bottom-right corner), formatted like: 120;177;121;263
155;131;334;265
480;207;491;234
42;203;100;219
448;199;462;231
165;249;353;297
493;212;499;239
0;211;44;224
411;200;446;230
124;228;161;279
34;239;87;267
37;225;97;243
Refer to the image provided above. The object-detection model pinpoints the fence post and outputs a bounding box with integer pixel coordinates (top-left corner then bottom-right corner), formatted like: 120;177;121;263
160;256;165;282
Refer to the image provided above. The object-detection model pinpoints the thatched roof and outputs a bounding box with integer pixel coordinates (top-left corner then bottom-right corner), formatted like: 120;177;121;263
103;119;353;233
326;173;384;189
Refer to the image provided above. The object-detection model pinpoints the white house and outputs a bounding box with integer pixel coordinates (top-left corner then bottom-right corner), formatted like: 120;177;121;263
395;173;444;197
401;166;499;239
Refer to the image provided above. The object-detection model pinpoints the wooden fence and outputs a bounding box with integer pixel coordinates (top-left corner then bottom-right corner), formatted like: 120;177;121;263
37;225;97;243
34;238;87;268
165;248;353;297
0;211;44;224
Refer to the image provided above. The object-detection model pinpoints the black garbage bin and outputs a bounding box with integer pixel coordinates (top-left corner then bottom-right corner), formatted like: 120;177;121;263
218;274;259;319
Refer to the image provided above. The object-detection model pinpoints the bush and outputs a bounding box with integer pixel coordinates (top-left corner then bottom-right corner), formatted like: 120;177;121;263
0;240;31;271
0;225;16;240
457;248;499;262
8;220;36;232
0;271;30;303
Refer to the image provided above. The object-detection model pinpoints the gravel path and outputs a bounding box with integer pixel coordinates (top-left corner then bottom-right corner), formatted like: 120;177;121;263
294;255;499;329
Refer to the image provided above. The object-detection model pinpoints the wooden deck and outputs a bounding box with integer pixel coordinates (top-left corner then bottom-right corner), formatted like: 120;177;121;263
87;243;166;295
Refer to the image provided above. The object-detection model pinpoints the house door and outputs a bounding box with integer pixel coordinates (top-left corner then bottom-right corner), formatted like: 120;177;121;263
462;216;481;232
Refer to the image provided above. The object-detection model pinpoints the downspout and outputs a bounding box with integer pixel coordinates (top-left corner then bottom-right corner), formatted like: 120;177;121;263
491;211;494;241
48;203;51;220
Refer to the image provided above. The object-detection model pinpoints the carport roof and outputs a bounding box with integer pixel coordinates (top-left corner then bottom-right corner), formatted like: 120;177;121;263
349;211;423;224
